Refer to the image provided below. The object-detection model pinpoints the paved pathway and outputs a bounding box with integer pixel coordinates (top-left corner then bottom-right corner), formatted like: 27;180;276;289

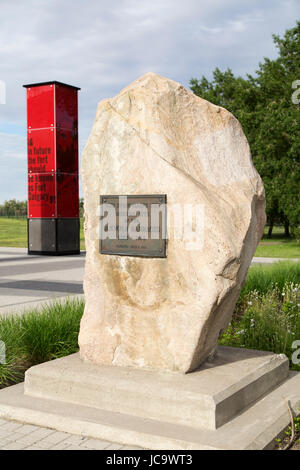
0;418;142;450
252;256;299;264
0;247;298;317
0;247;84;316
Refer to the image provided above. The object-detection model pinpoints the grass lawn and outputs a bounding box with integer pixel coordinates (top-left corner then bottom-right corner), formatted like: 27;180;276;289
0;217;85;250
0;217;299;258
254;225;300;258
0;217;28;247
240;260;300;298
255;241;300;258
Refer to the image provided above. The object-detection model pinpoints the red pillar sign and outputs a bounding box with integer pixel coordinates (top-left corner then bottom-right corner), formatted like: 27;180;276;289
23;81;81;255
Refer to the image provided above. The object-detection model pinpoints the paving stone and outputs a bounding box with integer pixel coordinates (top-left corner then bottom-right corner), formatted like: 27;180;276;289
0;439;11;449
14;433;44;446
0;421;23;432
0;428;14;439
105;443;124;450
15;429;56;446
49;442;71;450
0;419;141;452
1;431;24;442
64;435;89;445
17;424;40;435
33;441;55;450
40;431;69;445
80;438;110;450
24;446;43;450
1;441;28;450
22;428;55;441
66;445;89;450
121;445;144;450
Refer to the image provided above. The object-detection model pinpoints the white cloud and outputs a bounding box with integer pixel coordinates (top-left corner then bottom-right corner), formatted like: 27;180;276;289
0;0;299;202
0;133;25;157
0;132;27;201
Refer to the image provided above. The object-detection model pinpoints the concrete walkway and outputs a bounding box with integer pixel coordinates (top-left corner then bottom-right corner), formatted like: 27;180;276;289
0;247;298;316
0;418;142;450
0;247;84;316
252;256;299;264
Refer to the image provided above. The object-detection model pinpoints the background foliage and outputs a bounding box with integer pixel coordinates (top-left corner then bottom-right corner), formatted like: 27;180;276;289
190;21;300;238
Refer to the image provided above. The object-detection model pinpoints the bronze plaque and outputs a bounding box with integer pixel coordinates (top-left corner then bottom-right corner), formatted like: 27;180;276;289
100;195;167;258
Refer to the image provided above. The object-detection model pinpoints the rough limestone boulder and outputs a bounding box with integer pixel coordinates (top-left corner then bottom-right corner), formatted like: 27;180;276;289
79;72;266;373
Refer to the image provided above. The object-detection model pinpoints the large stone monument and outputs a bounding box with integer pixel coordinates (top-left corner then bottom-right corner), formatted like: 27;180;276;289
79;72;266;372
0;73;299;450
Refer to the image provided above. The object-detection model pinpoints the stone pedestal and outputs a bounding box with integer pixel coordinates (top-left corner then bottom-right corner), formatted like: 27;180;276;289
0;347;299;450
24;347;289;431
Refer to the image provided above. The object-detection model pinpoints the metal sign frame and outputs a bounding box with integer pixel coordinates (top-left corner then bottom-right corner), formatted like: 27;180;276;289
99;194;167;258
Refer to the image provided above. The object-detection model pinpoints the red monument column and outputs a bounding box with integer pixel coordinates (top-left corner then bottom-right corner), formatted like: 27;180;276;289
23;81;81;255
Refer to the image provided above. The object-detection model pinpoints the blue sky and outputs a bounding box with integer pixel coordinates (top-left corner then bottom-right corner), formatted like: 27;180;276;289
0;0;299;203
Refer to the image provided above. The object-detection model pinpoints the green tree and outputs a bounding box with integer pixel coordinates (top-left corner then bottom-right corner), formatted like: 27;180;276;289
254;22;300;237
0;199;27;217
190;21;300;238
79;198;84;218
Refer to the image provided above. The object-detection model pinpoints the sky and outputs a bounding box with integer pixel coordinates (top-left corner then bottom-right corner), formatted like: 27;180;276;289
0;0;299;203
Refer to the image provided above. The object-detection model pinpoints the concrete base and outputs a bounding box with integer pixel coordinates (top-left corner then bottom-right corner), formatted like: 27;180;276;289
24;347;289;431
28;218;80;255
0;346;299;450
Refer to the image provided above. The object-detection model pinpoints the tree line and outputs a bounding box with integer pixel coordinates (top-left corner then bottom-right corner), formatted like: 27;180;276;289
0;199;27;216
190;21;300;238
0;198;85;217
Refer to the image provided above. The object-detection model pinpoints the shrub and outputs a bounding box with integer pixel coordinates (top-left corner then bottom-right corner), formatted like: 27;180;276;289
220;281;300;371
0;298;84;388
